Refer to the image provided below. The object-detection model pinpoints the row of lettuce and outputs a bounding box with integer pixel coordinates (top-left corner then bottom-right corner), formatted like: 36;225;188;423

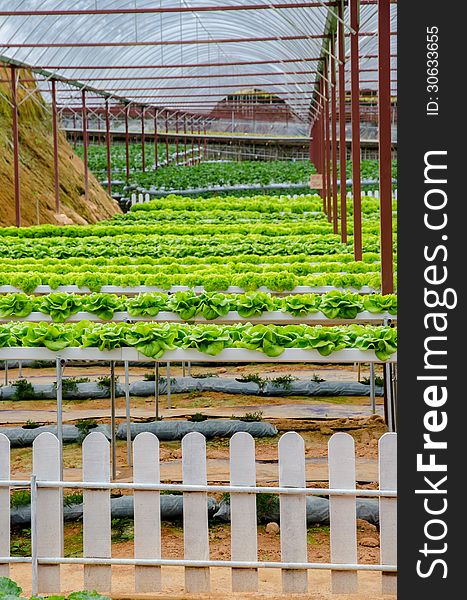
0;291;397;322
0;321;397;360
0;195;396;238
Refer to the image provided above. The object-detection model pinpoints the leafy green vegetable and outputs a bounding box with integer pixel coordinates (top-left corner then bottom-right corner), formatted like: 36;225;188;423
0;577;22;597
81;294;124;320
38;293;82;322
318;291;364;319
235;292;276;318
0;294;34;318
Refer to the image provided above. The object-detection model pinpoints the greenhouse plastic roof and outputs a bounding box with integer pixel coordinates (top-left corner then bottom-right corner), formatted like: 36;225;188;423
0;1;397;121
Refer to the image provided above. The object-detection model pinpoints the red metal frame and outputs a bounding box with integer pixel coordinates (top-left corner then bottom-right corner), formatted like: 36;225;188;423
154;110;159;169
165;110;170;164
330;34;338;235
175;113;180;163
6;34;329;49
350;0;362;261
184;115;187;163
141;106;146;173
323;62;331;223
191;117;195;165
51;79;60;214
124;104;130;179
10;65;21;227
197;119;202;164
0;3;337;17
338;0;347;244
378;0;394;294
35;57;326;70
320;80;327;214
203;119;207;160
72;113;77;148
105;99;112;196
81;89;89;204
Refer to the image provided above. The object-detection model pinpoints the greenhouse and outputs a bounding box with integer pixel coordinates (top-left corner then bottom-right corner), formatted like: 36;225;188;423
0;2;397;599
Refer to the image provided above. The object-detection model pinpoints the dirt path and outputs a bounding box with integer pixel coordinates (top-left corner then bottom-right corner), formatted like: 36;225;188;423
10;563;395;599
10;520;391;599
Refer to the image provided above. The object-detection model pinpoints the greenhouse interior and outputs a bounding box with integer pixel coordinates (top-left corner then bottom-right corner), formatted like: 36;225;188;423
0;1;397;599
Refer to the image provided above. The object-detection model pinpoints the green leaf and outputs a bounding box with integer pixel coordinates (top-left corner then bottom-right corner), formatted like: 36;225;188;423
0;577;23;597
38;293;82;322
81;294;124;320
0;294;34;318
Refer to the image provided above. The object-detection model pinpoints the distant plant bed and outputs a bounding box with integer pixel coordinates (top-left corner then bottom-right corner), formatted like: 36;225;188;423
126;160;317;190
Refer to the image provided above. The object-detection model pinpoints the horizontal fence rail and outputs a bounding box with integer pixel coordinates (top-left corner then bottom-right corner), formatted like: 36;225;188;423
0;430;397;596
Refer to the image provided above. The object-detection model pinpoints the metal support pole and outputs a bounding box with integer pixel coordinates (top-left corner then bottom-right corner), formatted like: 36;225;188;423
105;99;112;196
18;360;22;378
125;103;130;179
56;357;63;480
324;60;332;223
165;111;169;164
182;361;186;377
10;65;21;227
184;115;187;162
338;0;347;244
81;89;89;204
154;110;159;169
175;113;179;163
51;79;61;214
191;117;195;165
378;0;394;294
330;34;339;235
187;362;191;377
30;474;38;597
110;361;117;480
4;360;8;386
155;362;160;421
384;362;394;432
197;119;201;163
166;362;171;409
350;0;362;260
73;113;77;149
203;120;207;159
124;361;132;467
141;106;146;172
320;81;327;214
369;362;376;414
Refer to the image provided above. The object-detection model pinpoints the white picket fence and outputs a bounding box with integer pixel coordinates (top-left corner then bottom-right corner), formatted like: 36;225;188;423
0;431;397;596
346;189;398;200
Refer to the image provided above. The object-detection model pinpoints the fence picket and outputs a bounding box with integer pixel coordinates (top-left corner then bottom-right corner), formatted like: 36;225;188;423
133;432;161;592
329;432;358;593
379;433;397;595
0;434;10;578
230;432;258;592
33;432;62;593
83;432;111;592
278;431;308;593
182;432;210;593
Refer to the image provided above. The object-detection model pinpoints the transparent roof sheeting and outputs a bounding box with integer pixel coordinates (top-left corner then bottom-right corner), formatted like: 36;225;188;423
0;1;397;121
